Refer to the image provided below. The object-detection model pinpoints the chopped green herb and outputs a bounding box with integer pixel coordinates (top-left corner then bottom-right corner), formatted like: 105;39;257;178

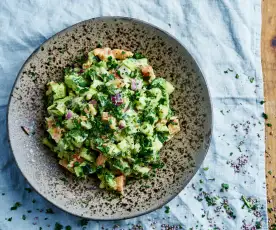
199;179;203;184
39;227;42;230
224;70;228;74
267;123;272;127
228;68;233;72
220;183;229;192
262;112;268;119
25;188;32;193
268;170;272;175
65;226;72;230
235;74;239;79
133;52;145;59
268;207;273;213
121;51;126;55
201;214;205;218
165;206;170;214
32;199;36;203
241;195;252;209
203;167;209;171
249;77;254;83
255;221;262;229
54;222;63;230
205;194;218;206
60;177;68;183
46;208;54;214
260;100;266;105
208;178;215;181
27;210;32;213
10;202;22;210
230;152;233;156
7;217;12;222
220;110;224;115
79;218;89;227
223;201;236;219
2;193;5;196
22;214;26;220
96;43;103;48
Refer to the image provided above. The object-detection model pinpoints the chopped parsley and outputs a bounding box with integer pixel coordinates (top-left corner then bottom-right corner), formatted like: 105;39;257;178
65;226;72;230
268;207;273;213
25;188;32;193
205;194;218;206
203;167;209;171
255;221;262;229
46;208;54;214
249;77;254;83
224;68;233;74
164;206;170;214
60;177;68;183
96;42;103;48
262;112;268;119
22;214;26;220
10;202;22;210
260;100;266;105
235;74;239;79
133;52;145;59
32;199;36;203
54;222;63;230
7;217;12;222
267;123;272;127
199;179;204;184
79;218;89;227
220;183;229;192
268;170;272;175
27;210;32;213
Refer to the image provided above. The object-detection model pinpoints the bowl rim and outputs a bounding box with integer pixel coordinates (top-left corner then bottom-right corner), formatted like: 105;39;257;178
7;16;213;221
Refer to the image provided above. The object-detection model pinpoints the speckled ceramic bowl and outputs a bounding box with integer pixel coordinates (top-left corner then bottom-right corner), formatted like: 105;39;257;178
7;17;212;220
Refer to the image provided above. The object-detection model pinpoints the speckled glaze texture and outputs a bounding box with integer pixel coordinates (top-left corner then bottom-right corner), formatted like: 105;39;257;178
8;17;212;220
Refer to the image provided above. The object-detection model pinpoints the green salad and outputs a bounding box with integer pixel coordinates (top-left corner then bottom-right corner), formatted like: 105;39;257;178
43;47;180;193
